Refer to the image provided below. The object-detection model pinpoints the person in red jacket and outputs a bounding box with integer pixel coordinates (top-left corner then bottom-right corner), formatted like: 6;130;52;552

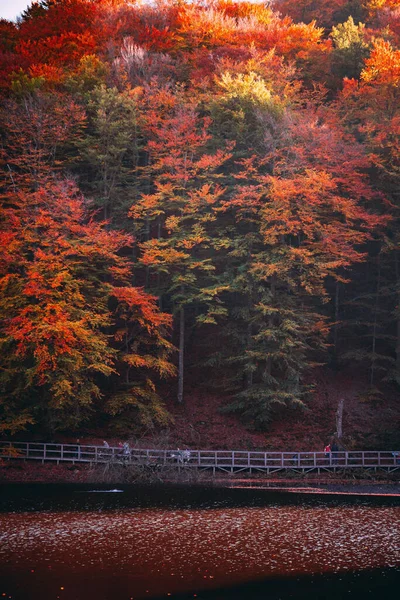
324;443;331;463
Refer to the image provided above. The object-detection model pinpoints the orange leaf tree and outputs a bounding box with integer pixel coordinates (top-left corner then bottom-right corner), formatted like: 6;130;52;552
0;178;173;434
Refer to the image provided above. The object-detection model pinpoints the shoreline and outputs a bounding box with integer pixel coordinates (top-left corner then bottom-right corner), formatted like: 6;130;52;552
1;462;400;496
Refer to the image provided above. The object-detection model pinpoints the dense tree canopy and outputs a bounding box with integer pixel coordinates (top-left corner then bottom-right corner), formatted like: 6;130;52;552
0;0;398;434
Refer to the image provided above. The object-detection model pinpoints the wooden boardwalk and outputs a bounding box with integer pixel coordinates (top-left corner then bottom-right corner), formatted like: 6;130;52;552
1;441;399;474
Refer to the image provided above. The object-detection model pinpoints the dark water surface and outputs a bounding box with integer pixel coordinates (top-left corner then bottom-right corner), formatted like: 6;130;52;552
0;484;399;599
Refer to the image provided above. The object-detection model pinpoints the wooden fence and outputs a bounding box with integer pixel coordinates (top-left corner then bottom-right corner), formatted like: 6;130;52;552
1;441;399;474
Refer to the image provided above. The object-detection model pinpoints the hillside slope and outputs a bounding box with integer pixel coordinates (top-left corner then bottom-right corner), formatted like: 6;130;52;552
156;369;399;451
56;368;400;452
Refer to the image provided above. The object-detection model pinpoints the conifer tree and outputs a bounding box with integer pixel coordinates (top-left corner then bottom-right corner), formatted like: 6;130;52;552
130;88;231;403
336;40;400;384
78;84;141;225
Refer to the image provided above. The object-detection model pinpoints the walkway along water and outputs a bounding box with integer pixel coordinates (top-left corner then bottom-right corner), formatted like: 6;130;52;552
1;441;400;474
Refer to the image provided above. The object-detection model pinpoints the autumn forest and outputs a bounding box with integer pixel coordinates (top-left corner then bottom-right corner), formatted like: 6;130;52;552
1;0;400;441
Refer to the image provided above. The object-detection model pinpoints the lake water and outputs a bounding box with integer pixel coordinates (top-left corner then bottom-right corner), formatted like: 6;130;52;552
0;484;399;599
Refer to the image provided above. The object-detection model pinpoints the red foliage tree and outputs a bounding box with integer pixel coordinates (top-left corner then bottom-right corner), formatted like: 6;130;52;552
0;179;173;433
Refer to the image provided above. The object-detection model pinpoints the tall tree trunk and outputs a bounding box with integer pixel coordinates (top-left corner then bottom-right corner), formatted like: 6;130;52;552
145;217;150;288
336;398;344;440
333;280;340;364
370;255;381;386
397;312;400;381
245;288;253;388
177;301;185;404
246;320;253;388
395;251;400;381
157;217;162;310
265;274;277;378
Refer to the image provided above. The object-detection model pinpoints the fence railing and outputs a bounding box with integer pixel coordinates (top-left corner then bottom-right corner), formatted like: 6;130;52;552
0;441;399;472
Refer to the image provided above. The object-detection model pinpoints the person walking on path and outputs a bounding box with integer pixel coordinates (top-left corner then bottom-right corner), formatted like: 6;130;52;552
324;443;331;464
331;441;339;465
